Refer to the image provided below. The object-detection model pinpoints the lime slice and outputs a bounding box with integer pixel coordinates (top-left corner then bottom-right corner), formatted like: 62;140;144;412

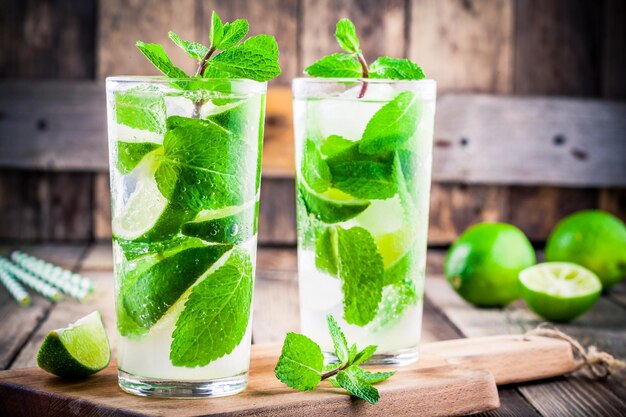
519;262;602;322
298;181;370;224
181;201;258;244
37;311;111;378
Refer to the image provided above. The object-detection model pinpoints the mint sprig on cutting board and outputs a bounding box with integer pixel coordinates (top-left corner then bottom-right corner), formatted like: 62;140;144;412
305;18;424;97
274;315;395;404
136;11;281;82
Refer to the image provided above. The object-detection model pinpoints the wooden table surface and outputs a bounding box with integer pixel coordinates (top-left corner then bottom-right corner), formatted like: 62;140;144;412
1;243;625;417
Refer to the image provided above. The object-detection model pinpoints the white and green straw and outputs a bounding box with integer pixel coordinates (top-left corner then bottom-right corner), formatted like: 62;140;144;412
0;257;62;302
10;251;94;301
0;268;31;306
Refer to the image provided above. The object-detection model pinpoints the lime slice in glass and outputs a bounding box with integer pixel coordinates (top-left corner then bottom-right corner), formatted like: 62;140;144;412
298;182;370;224
37;311;111;378
519;262;602;322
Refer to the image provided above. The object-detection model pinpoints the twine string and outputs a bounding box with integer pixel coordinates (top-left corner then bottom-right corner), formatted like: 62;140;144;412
524;323;626;380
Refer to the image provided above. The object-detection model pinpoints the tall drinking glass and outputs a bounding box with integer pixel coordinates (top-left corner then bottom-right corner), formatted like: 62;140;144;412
106;77;266;397
292;78;436;365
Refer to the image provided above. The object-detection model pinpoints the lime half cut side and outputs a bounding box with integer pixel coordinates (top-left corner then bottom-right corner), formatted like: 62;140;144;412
519;262;602;322
37;311;111;378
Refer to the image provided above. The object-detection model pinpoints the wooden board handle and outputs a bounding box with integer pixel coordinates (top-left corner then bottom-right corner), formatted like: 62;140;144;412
420;334;577;385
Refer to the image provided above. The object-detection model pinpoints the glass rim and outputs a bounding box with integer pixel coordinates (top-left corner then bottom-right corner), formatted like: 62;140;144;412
292;77;436;86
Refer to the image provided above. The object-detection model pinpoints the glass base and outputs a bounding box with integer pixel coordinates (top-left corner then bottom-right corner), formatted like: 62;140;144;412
323;345;419;366
118;370;248;398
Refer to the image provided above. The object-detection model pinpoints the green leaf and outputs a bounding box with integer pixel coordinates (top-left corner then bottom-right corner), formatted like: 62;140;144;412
204;34;281;82
375;278;418;329
327;315;349;364
351;344;377;366
181;201;258;244
116;141;161;174
335;18;360;54
326;143;396;199
156;116;258;211
349;367;396;384
170;249;253;366
298;181;370;224
209;11;224;48
369;57;425;80
114;235;203;261
114;87;167;133
220;19;249;49
320;135;353;157
302;140;331;193
359;91;421;155
315;227;338;276
168;31;209;60
121;244;231;330
304;53;362;78
135;41;188;78
336;367;380;404
336;227;385;326
275;332;324;391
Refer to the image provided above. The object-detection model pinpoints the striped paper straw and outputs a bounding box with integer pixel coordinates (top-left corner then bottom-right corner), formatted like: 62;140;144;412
10;251;95;300
0;257;62;302
0;268;31;306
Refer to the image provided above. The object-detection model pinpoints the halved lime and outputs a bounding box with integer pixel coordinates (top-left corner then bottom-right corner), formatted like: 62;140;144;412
519;262;602;322
37;311;111;378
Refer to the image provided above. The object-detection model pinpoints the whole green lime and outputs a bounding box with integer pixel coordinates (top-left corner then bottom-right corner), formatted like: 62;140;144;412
545;210;626;289
445;223;536;307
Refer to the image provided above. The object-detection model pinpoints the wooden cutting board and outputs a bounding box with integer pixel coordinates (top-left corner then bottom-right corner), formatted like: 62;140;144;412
0;335;576;417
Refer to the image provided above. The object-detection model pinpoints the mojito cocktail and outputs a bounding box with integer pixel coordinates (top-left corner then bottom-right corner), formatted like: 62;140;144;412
106;78;266;397
293;79;436;364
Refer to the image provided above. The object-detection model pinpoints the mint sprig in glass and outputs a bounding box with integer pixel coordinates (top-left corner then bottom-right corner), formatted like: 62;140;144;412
106;11;280;398
293;18;435;365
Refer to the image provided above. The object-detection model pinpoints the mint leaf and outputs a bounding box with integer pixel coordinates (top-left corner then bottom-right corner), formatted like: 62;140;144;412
335;18;360;54
349;367;396;384
116;141;161;174
302;140;331;193
327;315;349;363
181;202;258;244
336;227;385;326
298;181;370;224
359;91;421;154
156;116;258;211
275;333;324;391
209;11;224;48
304;53;362;78
122;244;231;330
336;367;380;404
168;31;209;60
204;35;281;82
170;249;253;366
135;41;188;78
220;19;249;49
315;227;338;276
375;279;418;329
326;143;396;199
320;135;353;157
114;87;167;133
351;344;377;366
369;57;425;80
114;235;203;261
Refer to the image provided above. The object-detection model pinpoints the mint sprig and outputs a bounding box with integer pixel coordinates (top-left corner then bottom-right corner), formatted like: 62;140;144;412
274;315;395;404
304;18;424;97
136;11;280;83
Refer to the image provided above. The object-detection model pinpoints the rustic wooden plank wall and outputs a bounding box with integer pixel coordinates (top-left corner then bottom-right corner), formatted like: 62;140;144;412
0;0;624;244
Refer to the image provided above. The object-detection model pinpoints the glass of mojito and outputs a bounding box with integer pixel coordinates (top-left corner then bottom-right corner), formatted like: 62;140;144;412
106;77;266;397
292;78;436;365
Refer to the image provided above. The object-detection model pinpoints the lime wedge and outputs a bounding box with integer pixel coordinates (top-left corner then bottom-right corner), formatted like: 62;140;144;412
37;311;111;378
298;181;370;224
519;262;602;322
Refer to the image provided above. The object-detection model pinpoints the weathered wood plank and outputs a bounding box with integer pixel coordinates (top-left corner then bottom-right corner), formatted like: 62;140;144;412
598;188;626;223
0;0;96;79
205;0;298;86
258;178;297;246
433;94;626;187
0;245;85;370
513;0;602;96
97;0;198;78
93;172;112;240
602;0;626;99
262;88;294;178
301;0;406;71
408;0;513;93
